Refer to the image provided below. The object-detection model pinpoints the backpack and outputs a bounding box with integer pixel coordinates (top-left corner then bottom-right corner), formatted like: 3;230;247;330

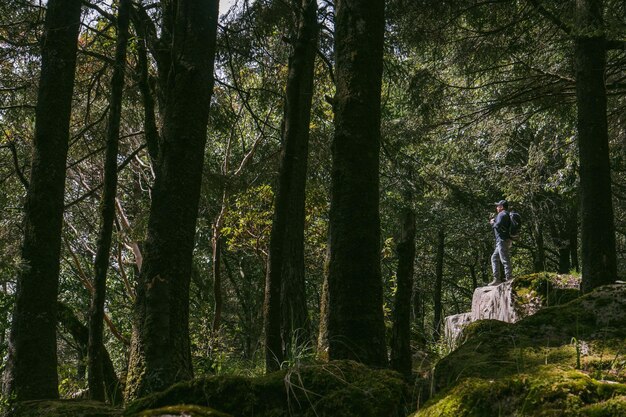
509;211;522;240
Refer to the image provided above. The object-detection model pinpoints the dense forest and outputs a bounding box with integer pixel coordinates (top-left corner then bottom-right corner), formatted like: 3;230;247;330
0;0;625;416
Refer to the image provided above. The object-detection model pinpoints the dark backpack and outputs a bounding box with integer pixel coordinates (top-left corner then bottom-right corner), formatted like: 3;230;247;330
509;211;522;240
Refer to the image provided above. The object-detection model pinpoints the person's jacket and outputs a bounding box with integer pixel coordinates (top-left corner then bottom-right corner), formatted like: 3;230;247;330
493;210;511;241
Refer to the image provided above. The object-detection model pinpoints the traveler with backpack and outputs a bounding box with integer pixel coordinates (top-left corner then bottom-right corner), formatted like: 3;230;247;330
489;199;514;285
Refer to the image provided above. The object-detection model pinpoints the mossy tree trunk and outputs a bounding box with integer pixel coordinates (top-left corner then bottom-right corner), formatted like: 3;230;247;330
569;200;580;272
130;5;160;164
433;228;444;341
390;207;416;378
575;0;617;293
58;303;123;405
327;0;387;367
532;219;546;273
4;0;82;401
126;0;219;400
264;0;318;372
87;0;131;402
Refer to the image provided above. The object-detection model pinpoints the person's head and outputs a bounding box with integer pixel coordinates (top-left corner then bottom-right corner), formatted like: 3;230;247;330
494;199;509;212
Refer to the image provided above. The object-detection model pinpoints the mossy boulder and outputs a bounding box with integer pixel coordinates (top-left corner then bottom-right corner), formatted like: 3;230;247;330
511;272;581;315
413;284;626;417
9;400;122;417
135;404;232;416
124;360;408;417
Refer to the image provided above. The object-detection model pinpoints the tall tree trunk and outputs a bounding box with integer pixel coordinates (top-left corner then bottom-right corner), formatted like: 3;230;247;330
390;207;416;378
412;276;423;334
575;0;617;292
211;229;223;333
126;0;219;400
3;0;82;401
433;228;444;341
131;6;160;164
316;274;330;359
264;0;318;372
533;222;546;273
57;303;123;405
569;200;580;272
88;0;130;402
327;0;387;367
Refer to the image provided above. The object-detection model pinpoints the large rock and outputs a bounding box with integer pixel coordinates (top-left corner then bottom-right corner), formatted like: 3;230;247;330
412;284;626;417
133;405;232;417
444;273;580;347
443;313;472;348
9;400;121;417
124;360;408;417
471;280;524;322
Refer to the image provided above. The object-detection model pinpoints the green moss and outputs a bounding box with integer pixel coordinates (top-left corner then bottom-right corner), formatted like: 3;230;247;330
413;284;626;417
10;400;122;417
125;360;408;417
512;273;581;316
578;396;626;417
413;367;626;417
136;404;232;416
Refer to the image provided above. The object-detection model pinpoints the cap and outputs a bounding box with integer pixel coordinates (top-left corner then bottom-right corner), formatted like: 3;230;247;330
494;200;509;209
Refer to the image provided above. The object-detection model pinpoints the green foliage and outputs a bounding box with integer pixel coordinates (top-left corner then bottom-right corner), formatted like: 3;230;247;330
222;185;273;257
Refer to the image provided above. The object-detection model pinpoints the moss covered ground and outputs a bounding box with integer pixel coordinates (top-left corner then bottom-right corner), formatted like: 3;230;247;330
134;404;233;416
9;399;122;417
125;360;409;417
412;283;626;417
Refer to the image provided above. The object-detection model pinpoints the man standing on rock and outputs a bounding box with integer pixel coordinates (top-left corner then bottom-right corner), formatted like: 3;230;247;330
490;200;513;285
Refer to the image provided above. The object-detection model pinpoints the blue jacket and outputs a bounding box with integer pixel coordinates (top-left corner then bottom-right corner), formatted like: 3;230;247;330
493;210;511;241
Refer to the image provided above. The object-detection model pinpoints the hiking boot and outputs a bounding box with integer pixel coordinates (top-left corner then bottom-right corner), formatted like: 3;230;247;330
488;278;502;286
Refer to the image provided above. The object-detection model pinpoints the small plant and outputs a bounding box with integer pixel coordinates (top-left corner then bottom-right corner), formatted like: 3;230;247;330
571;337;581;370
281;327;316;369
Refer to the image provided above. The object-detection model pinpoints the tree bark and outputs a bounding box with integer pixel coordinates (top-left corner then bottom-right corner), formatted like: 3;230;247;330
390;208;416;378
4;0;82;401
533;222;546;273
527;0;608;281
433;228;444;341
126;0;219;400
575;0;617;292
569;200;580;272
327;0;386;367
211;228;223;332
131;5;160;164
88;0;130;402
57;303;123;405
264;0;318;372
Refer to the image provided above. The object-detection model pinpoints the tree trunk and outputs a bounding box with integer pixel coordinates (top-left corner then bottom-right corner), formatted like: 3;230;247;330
575;0;617;292
57;303;123;405
264;0;318;372
131;6;160;164
316;271;330;360
390;207;416;378
3;0;82;401
327;0;387;367
412;276;423;334
433;228;444;341
533;221;546;273
87;0;130;402
569;200;580;272
126;0;219;400
211;230;223;333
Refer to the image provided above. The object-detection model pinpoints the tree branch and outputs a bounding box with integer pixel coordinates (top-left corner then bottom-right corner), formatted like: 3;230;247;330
526;0;573;36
